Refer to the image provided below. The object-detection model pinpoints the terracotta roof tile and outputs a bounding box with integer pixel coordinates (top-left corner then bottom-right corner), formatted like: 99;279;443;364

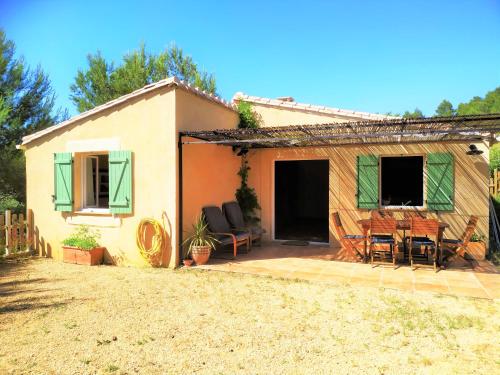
232;92;399;121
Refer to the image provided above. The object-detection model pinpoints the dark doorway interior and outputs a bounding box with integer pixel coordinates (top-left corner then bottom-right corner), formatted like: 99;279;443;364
275;160;329;242
381;156;424;207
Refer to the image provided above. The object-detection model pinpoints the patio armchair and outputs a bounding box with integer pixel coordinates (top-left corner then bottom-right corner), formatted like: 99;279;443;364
202;206;250;257
332;212;365;261
406;217;440;271
369;217;398;268
440;215;478;268
222;201;264;247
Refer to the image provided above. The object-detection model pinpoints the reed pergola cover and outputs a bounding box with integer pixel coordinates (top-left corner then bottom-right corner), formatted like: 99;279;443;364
180;114;500;148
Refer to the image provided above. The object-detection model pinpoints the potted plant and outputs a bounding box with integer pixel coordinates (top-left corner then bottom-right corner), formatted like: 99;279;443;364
62;225;105;265
466;233;486;261
182;214;219;265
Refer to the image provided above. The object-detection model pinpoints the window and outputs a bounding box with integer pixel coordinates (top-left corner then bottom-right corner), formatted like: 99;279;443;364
82;154;109;209
380;156;424;207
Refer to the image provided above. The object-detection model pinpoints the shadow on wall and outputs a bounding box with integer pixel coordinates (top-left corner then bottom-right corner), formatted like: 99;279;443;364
110;212;173;267
35;226;52;259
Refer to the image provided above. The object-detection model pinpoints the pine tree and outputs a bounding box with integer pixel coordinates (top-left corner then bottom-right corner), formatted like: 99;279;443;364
70;43;217;113
0;29;64;211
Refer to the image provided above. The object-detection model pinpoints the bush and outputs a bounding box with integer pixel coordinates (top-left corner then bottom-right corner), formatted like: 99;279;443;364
62;225;101;250
0;193;24;213
237;101;261;129
490;143;500;174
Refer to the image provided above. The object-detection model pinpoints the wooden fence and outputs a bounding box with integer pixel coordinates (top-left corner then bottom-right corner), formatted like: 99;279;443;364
0;209;34;258
490;168;500;196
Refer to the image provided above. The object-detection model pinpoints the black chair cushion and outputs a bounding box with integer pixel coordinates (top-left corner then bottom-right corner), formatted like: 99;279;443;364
410;236;435;246
344;234;365;239
222;201;246;228
371;235;394;244
202;206;231;233
442;238;463;245
218;232;249;245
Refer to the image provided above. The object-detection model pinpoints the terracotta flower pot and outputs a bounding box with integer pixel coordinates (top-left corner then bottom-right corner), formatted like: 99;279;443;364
190;246;211;265
183;259;194;267
63;246;105;266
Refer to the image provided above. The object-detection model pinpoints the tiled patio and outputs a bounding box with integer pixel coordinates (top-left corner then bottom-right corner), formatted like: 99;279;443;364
195;242;500;300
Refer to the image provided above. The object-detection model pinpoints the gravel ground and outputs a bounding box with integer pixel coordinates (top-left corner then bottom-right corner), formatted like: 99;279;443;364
0;258;499;375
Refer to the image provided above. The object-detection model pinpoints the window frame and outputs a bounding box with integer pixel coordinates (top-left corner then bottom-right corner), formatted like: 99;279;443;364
79;152;111;214
378;154;427;210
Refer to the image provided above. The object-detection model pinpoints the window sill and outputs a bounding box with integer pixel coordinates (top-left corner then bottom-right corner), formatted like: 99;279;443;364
381;206;426;211
74;208;111;216
66;212;121;227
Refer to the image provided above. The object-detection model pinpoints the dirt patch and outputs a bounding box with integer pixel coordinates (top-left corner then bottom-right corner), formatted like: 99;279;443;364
0;258;499;374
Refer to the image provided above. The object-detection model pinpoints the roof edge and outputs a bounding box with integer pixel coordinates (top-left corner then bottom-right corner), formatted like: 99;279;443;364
20;77;236;147
232;92;400;121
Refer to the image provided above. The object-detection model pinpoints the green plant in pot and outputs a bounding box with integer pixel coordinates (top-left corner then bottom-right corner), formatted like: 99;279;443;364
62;225;105;266
183;214;219;266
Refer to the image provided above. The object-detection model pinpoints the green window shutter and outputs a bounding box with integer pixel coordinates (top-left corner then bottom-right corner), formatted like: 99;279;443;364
54;152;73;212
357;155;379;209
109;150;132;214
427;152;454;211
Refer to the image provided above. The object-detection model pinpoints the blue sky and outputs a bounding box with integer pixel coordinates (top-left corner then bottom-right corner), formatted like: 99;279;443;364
1;0;499;117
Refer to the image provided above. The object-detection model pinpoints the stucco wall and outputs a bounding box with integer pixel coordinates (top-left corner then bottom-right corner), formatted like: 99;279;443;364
248;103;364;127
247;141;490;247
24;87;177;267
24;86;239;268
176;90;240;256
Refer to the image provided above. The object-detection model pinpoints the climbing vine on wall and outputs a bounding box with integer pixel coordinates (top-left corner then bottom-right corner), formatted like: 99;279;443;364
235;101;261;222
236;155;260;224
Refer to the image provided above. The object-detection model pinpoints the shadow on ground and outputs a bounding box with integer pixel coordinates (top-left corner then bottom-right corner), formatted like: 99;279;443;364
0;258;71;315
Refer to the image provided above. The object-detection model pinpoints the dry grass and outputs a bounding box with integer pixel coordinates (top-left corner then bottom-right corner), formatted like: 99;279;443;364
0;258;499;375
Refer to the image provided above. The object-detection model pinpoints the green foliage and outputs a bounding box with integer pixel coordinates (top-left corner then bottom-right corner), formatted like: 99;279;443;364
0;29;64;209
0;192;24;213
237;101;261;129
490;143;500;173
236;156;260;223
435;100;455;117
402;108;424;119
62;225;101;250
457;87;500;115
70;43;217;113
470;233;485;242
182;214;219;257
399;86;500;120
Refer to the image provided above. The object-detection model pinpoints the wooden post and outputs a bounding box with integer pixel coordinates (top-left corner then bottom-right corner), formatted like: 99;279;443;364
0;213;4;256
495;169;499;196
11;213;18;253
28;209;34;253
19;213;25;252
5;210;11;256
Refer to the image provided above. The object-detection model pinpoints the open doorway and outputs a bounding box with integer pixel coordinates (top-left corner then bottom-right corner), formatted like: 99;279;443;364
274;160;329;243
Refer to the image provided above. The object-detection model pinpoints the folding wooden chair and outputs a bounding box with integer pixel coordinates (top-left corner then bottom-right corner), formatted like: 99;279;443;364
369;217;398;268
332;212;365;261
407;217;440;271
441;215;478;268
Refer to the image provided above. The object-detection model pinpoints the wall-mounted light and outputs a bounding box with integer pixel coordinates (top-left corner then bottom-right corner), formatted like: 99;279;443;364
466;144;483;155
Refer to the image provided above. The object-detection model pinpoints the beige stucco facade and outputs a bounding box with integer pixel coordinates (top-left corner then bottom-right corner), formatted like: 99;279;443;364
23;84;238;268
22;82;491;268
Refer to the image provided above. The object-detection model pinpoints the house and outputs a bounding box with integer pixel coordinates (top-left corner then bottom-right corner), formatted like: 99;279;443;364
19;77;500;267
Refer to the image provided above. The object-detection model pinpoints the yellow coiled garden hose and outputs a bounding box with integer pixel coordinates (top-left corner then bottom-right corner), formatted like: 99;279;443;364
136;218;165;266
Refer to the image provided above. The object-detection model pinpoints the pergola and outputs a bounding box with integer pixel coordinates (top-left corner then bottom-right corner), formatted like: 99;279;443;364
180;113;500;148
177;113;500;252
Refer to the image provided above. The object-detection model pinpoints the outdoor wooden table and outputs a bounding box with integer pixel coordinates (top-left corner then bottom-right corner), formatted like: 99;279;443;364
356;219;449;261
